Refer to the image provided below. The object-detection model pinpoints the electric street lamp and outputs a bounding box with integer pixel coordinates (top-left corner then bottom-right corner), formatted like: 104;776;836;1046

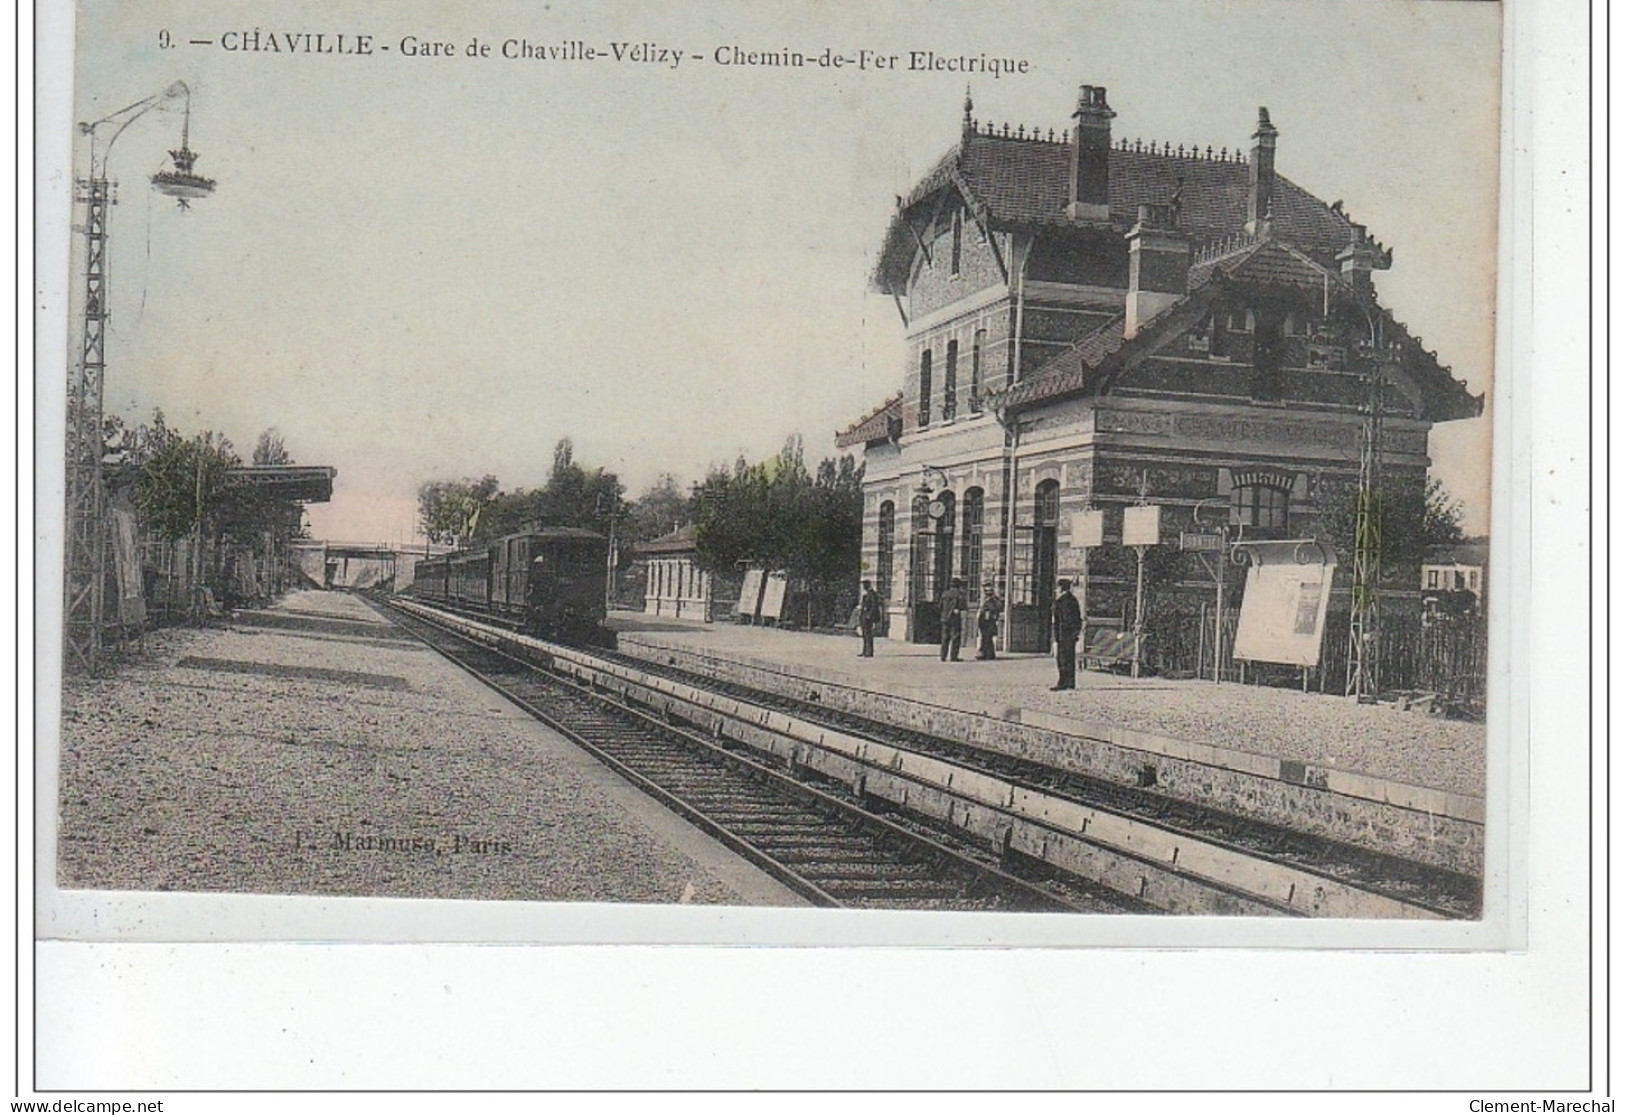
65;81;215;673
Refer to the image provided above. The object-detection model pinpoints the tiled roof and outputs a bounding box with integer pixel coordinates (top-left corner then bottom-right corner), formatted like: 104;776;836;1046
875;130;1357;291
1423;538;1490;567
1188;237;1357;295
834;393;903;448
982;241;1482;423
224;465;336;503
635;524;698;556
982;316;1128;410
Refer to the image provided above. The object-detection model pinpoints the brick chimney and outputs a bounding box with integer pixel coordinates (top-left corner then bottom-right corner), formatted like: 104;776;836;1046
1067;84;1115;223
1246;107;1278;235
1336;222;1382;294
1124;203;1190;339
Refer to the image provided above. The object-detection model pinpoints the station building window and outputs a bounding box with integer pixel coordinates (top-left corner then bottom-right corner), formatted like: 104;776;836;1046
933;490;956;601
1232;483;1290;534
876;501;895;601
1186;314;1213;355
970;330;985;412
910;494;935;608
1032;480;1060;615
943;339;959;421
918;350;932;429
961;488;984;597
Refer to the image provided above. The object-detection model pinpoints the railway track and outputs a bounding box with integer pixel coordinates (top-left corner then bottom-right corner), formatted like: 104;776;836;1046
596;648;1482;920
381;599;1475;918
379;601;1137;913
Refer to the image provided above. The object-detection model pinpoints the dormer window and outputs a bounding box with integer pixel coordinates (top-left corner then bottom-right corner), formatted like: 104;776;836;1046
951;209;963;277
1306;324;1348;370
1186;314;1213;355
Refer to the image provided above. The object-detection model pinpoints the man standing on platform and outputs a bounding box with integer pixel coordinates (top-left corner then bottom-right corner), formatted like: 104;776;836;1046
858;580;882;658
976;581;1002;660
939;577;967;662
1051;578;1082;690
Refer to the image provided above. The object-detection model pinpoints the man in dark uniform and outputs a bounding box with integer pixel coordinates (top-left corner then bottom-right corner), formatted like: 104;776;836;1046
1051;577;1082;689
858;580;882;657
976;581;1003;660
939;577;967;661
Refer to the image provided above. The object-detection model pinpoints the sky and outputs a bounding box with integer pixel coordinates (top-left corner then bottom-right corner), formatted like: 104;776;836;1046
52;0;1503;545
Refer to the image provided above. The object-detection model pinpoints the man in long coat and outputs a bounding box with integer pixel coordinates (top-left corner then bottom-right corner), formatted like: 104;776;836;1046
939;577;967;662
858;581;882;657
976;581;1003;660
1051;578;1082;690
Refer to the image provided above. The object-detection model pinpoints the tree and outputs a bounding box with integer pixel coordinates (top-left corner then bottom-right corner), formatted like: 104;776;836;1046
135;430;241;541
1320;473;1466;581
529;437;623;534
1420;477;1467;548
252;428;293;466
692;437;864;623
626;474;694;544
416;439;627;547
416;475;498;545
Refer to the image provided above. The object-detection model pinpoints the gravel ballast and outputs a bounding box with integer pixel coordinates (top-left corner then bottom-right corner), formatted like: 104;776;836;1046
55;592;794;905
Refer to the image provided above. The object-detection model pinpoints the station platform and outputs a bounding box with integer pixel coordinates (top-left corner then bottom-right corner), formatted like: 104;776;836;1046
610;610;1487;803
54;591;803;906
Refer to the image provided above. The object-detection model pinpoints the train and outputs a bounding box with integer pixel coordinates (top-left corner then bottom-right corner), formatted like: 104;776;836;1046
409;527;614;645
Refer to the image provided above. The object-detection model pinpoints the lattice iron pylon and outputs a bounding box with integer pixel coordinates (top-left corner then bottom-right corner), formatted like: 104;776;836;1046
1345;337;1389;699
63;173;112;673
63;83;213;673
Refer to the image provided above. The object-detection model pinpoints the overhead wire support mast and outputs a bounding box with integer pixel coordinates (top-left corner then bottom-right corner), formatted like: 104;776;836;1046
1345;312;1389;700
65;82;214;674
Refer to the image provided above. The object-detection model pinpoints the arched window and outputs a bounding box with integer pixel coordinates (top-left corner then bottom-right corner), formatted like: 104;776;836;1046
970;330;985;412
930;491;956;603
918;350;932;428
1032;479;1061;623
1036;479;1061;526
1232;483;1290;534
943;339;959;421
961;488;984;596
876;501;895;601
909;494;934;607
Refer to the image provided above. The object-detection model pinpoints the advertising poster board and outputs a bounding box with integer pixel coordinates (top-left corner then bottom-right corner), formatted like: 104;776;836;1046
1232;541;1338;668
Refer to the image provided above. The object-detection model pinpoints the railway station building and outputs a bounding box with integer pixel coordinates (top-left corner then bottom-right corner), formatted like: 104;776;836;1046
835;84;1482;672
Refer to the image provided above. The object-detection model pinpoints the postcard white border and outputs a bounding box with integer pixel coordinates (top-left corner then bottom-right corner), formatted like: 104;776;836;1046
21;0;1598;1093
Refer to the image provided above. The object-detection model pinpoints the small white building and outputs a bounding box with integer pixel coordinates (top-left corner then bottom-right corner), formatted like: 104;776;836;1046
1421;538;1489;610
637;525;714;621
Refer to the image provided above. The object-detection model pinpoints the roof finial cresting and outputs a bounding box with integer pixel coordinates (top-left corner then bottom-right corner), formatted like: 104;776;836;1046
963;85;974;135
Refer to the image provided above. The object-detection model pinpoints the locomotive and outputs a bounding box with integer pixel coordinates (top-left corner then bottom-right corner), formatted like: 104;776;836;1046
409;527;613;645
